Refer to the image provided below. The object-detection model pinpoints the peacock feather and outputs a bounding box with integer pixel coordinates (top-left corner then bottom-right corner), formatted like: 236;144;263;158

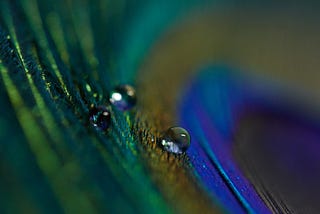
1;0;320;213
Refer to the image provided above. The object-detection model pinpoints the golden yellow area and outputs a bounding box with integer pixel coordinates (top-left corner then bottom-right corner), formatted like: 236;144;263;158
131;110;221;213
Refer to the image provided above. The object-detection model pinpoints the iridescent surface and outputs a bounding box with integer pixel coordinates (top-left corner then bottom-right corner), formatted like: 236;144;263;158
1;0;320;213
179;66;320;213
137;3;320;213
0;0;222;213
179;67;270;213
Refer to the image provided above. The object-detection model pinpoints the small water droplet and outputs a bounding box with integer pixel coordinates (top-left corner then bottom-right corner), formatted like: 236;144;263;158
89;106;111;131
109;84;136;111
160;126;190;154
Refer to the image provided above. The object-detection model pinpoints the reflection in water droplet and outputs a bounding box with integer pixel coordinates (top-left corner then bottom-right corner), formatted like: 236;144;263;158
160;126;190;154
109;85;136;111
89;106;111;131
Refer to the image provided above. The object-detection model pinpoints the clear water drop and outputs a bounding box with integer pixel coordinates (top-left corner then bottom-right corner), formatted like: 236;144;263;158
109;84;136;111
89;106;111;131
160;126;191;154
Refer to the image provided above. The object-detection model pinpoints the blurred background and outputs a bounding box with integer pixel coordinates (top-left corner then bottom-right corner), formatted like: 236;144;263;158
140;2;320;213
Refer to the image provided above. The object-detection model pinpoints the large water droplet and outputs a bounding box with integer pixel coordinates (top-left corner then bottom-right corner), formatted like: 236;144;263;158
109;84;136;111
89;106;111;131
160;126;191;154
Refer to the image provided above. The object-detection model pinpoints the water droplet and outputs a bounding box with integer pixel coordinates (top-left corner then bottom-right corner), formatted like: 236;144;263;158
109;84;136;111
160;126;190;154
89;106;111;131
